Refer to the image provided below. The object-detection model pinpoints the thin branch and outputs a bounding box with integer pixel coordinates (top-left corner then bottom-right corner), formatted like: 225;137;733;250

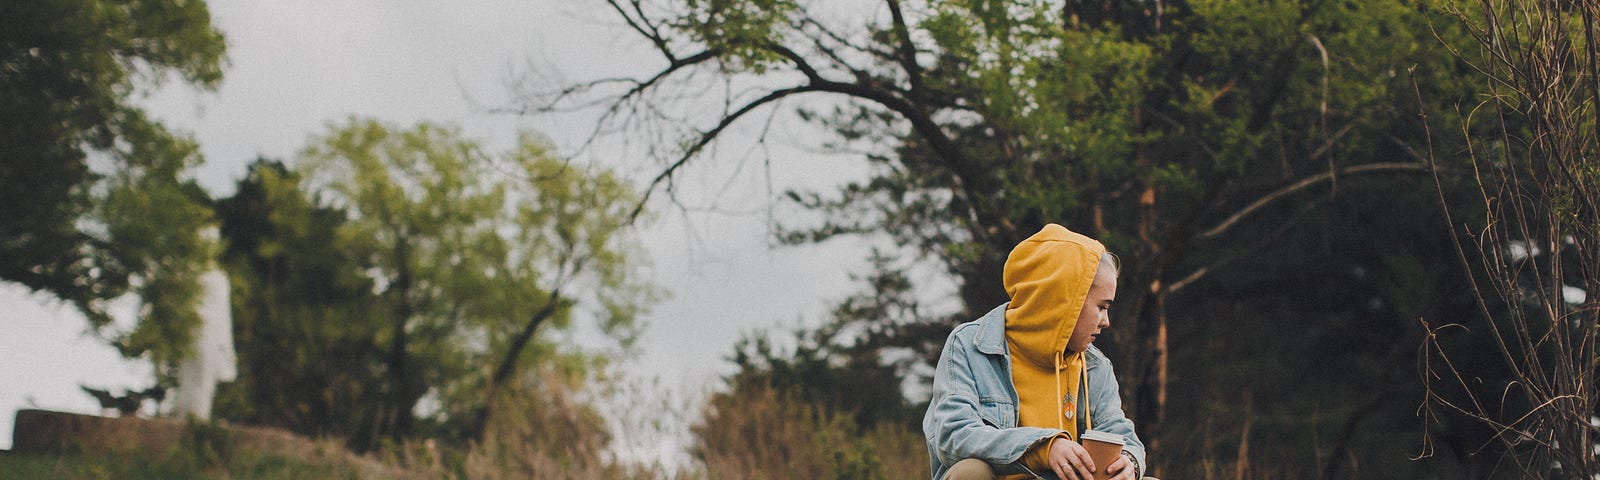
607;0;675;61
768;43;826;82
1199;162;1434;239
1414;61;1535;415
885;0;926;93
1168;197;1325;294
760;41;994;239
794;13;897;77
627;85;823;222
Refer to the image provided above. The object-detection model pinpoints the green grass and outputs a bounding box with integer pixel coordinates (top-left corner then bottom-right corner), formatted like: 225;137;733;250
0;449;379;480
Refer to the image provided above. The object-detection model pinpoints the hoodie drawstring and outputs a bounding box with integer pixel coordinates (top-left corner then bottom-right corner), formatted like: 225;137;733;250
1054;353;1094;437
1081;363;1091;433
1055;355;1065;432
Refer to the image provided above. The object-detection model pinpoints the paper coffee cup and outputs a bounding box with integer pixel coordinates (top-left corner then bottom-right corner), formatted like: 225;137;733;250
1079;430;1126;480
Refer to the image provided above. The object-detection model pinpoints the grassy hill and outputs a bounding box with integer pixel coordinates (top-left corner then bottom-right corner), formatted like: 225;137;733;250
5;410;426;480
0;448;396;479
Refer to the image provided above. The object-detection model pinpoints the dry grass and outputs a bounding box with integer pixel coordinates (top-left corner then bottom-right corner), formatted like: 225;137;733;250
692;384;927;480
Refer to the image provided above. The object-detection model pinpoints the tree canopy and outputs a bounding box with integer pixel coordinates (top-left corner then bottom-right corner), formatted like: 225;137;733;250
215;119;655;449
1;0;228;369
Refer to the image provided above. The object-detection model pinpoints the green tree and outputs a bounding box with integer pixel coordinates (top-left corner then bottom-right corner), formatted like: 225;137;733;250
294;118;654;447
213;159;387;442
0;0;227;368
458;133;657;443
537;0;1489;476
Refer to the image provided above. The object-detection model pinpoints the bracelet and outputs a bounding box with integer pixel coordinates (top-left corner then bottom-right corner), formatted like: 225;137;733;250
1119;450;1140;478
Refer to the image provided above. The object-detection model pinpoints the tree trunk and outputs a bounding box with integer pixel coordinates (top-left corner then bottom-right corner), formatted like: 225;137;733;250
1131;104;1170;456
383;235;415;444
467;290;564;442
1131;280;1168;461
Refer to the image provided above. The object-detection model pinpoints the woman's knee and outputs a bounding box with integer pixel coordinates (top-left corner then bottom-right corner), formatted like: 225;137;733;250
943;458;996;480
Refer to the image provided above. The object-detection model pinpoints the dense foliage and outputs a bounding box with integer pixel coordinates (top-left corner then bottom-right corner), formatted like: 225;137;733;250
1;0;227;370
213;120;654;451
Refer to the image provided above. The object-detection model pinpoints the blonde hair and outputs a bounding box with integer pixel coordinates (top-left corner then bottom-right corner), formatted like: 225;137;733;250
1096;252;1120;282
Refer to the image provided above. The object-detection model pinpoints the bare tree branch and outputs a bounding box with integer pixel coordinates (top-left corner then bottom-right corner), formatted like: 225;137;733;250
1168;196;1325;294
798;14;898;64
885;0;926;93
1199;162;1434;240
628;85;823;221
607;0;676;61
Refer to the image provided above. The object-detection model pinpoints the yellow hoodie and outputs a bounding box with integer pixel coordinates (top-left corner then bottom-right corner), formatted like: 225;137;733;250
1003;224;1105;473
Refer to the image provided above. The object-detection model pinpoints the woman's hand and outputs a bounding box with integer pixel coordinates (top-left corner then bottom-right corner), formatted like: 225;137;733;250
1046;437;1095;480
1048;438;1138;480
1103;452;1136;480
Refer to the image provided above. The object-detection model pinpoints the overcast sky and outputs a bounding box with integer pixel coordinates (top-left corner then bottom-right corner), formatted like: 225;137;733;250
1;0;887;454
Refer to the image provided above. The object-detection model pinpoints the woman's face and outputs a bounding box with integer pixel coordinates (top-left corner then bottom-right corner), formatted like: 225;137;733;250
1066;272;1116;353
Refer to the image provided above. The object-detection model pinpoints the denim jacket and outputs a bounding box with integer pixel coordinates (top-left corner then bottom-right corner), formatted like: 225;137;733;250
923;303;1147;479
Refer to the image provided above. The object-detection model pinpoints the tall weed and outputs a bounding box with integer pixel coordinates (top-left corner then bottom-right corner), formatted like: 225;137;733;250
692;384;926;479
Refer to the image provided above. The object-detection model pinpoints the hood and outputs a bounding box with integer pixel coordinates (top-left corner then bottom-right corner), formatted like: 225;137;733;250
1002;223;1106;370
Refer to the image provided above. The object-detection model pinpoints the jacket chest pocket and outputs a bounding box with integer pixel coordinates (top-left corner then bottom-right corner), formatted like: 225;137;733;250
977;397;1016;429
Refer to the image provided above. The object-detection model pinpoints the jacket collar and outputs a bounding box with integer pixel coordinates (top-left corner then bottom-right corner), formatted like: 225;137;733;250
975;303;1010;355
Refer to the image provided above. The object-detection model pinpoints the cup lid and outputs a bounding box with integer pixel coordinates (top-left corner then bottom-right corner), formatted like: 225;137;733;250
1080;430;1125;445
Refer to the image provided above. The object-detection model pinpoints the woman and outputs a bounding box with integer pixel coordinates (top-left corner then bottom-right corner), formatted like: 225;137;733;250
923;224;1146;480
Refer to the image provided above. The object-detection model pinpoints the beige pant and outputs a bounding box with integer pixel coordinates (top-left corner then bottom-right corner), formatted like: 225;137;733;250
942;459;996;480
941;458;1162;480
